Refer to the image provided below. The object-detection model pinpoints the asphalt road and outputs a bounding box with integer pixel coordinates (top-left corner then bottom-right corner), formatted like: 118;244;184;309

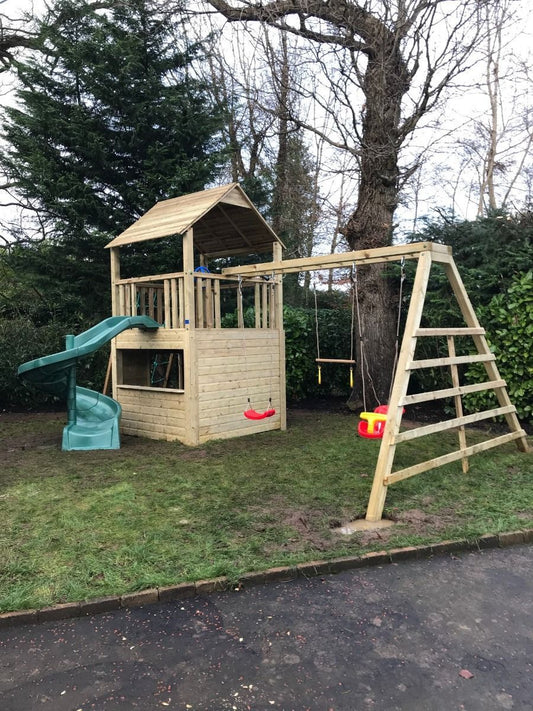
1;545;532;711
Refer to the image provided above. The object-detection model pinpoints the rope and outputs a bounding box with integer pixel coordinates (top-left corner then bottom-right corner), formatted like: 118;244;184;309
313;278;322;385
352;264;367;411
388;257;406;403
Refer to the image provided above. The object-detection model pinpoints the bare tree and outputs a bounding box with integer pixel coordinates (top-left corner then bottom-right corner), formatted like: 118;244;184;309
462;1;533;216
204;0;491;406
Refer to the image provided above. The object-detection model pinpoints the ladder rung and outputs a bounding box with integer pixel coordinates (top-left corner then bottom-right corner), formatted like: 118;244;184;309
408;353;495;370
415;327;486;337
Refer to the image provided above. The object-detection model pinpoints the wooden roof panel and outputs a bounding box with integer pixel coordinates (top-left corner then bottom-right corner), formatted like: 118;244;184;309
106;183;283;254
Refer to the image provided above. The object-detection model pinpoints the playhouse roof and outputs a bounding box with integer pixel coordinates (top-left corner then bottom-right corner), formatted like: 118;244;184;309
105;183;283;256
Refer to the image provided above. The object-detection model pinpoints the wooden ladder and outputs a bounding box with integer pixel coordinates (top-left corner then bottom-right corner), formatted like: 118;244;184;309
365;250;530;522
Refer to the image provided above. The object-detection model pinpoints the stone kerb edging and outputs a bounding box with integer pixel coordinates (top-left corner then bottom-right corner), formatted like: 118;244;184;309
1;529;532;629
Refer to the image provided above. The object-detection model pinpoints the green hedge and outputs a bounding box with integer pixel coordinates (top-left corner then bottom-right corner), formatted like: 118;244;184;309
465;271;533;423
0;317;109;410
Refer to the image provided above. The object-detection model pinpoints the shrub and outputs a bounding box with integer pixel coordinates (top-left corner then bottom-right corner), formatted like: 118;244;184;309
464;271;533;423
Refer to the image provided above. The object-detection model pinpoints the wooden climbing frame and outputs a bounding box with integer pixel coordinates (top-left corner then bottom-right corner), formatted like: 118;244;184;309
224;242;530;523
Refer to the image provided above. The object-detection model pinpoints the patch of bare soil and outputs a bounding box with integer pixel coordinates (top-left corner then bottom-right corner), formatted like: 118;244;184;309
1;412;64;457
252;498;333;553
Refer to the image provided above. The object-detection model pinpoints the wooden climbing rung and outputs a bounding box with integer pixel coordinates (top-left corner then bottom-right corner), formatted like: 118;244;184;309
414;327;486;337
315;358;356;364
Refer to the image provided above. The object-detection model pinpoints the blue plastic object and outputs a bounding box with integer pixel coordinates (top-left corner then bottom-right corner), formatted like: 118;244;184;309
18;315;160;451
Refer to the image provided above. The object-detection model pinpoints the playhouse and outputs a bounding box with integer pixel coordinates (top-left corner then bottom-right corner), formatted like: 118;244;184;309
105;183;287;446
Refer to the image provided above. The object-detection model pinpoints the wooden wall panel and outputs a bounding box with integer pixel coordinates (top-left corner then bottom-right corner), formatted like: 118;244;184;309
195;329;283;443
118;387;186;441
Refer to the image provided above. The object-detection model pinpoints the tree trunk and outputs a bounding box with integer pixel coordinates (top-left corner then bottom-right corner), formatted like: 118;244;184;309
343;49;407;408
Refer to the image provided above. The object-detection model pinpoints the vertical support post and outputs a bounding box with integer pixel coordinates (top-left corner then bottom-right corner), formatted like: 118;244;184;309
164;279;171;328
447;335;469;473
183;228;198;445
444;259;529;453
182;228;195;330
273;242;286;432
110;247;120;317
365;251;433;522
254;283;261;328
214;280;221;329
65;334;77;427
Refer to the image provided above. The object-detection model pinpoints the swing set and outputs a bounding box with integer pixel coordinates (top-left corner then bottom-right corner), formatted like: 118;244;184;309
313;260;406;440
223;241;529;524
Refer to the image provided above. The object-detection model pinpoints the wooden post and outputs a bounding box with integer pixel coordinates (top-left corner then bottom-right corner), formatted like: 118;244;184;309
365;251;433;522
254;283;261;328
273;242;286;432
110;247;120;316
447;335;469;473
182;228;195;330
109;247;121;401
444;259;529;453
183;228;198;445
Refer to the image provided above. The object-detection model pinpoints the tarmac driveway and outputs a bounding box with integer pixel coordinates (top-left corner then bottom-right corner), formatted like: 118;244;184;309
1;545;532;710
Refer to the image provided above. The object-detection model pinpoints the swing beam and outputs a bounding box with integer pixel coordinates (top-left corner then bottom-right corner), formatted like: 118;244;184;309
223;241;530;525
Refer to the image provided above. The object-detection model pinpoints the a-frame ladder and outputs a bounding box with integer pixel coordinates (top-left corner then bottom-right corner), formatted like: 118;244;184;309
365;249;530;522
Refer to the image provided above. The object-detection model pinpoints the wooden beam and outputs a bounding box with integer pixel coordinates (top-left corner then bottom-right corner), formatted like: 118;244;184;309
385;431;528;485
415;327;485;337
273;241;287;432
408;353;495;370
222;242;451;277
365;250;433;522
401;379;507;406
316;358;356;364
393;405;516;444
447;335;469;473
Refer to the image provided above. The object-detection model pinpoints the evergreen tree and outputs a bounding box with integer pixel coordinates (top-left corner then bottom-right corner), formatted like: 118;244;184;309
2;0;226;320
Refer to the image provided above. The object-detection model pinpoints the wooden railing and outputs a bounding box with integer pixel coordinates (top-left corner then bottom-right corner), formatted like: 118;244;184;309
114;272;278;329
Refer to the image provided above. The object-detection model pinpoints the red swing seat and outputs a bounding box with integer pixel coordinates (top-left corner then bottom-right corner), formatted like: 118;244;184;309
244;398;275;420
244;407;276;420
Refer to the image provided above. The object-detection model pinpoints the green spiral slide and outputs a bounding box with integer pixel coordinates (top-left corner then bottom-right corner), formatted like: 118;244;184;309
18;315;160;451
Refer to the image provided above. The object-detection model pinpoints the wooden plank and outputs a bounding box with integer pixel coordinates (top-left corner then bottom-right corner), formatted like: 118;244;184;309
255;284;261;328
117;271;185;285
117;385;185;394
272;241;286;431
170;278;178;329
415;327;485;337
178;278;185;328
365;250;433;522
385;431;528;485
118;284;126;316
214;280;221;328
198;420;280;443
183;228;195;330
447;335;468;473
408;353;495;370
196;278;204;328
401;379;507;406
222;242;451;277
206;281;214;328
316;358;356;364
110;247;120;317
130;284;137;317
393;405;516;444
262;282;268;328
164;279;171;328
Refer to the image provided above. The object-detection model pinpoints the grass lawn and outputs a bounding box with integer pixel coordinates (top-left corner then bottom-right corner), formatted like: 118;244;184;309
1;408;531;612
